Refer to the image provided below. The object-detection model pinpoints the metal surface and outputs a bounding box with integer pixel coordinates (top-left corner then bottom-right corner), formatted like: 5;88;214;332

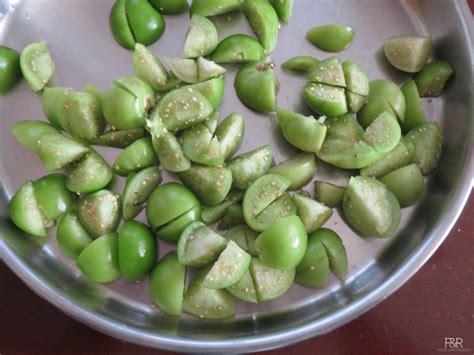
0;0;472;352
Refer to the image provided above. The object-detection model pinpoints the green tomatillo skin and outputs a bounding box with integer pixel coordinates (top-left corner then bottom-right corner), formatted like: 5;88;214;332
190;0;241;17
306;25;355;53
57;211;93;259
66;150;113;194
110;0;165;49
228;145;273;190
78;190;121;238
342;176;401;238
314;181;345;208
277;109;327;153
122;166;162;220
270;0;293;23
76;233;121;283
33;173;76;221
113;137;159;176
149;0;189;15
384;36;432;73
243;0;279;54
308;228;347;280
268;153;317;190
295;238;329;288
379;163;425;207
178;165;233;206
281;55;320;73
234;60;279;113
10;120;59;153
146;182;200;231
149;252;186;317
184;15;218;59
41;87;73;128
211;34;265;64
118;220;157;281
0;45;21;94
218;202;244;230
102;76;156;130
20;41;54;92
414;60;454;97
157;205;201;243
227;269;258;303
400;80;426;133
9;181;48;238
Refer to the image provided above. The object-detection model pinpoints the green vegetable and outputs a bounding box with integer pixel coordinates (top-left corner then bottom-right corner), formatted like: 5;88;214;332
384;36;432;73
202;241;251;289
78;190;121;237
177;222;228;266
122;166;162;220
57;211;93;259
113;137;159;176
270;0;293;23
102;76;156;130
133;43;169;91
268;154;317;190
292;193;333;233
184;15;218;58
414;60;454;97
183;267;235;319
37;133;89;172
67;150;113;193
250;258;295;301
179;165;233;206
190;0;241;17
404;122;442;175
10;120;59;153
211;34;265;64
76;233;121;283
234;60;279;112
228;145;273;190
149;0;189;15
400;80;426;133
0;45;21;94
20;41;54;91
281;55;320;73
360;140;414;178
118;220;157;281
314;181;345;208
9;181;47;238
343;176;401;238
33;174;76;221
306;25;355;53
379;163;425;207
277;109;327;153
303;82;348;117
89;128;146;148
254;215;307;269
149;252;186;317
243;0;279;54
109;0;165;49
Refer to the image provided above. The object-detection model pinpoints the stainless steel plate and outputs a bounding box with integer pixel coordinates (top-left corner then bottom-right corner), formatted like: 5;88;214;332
0;0;472;352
